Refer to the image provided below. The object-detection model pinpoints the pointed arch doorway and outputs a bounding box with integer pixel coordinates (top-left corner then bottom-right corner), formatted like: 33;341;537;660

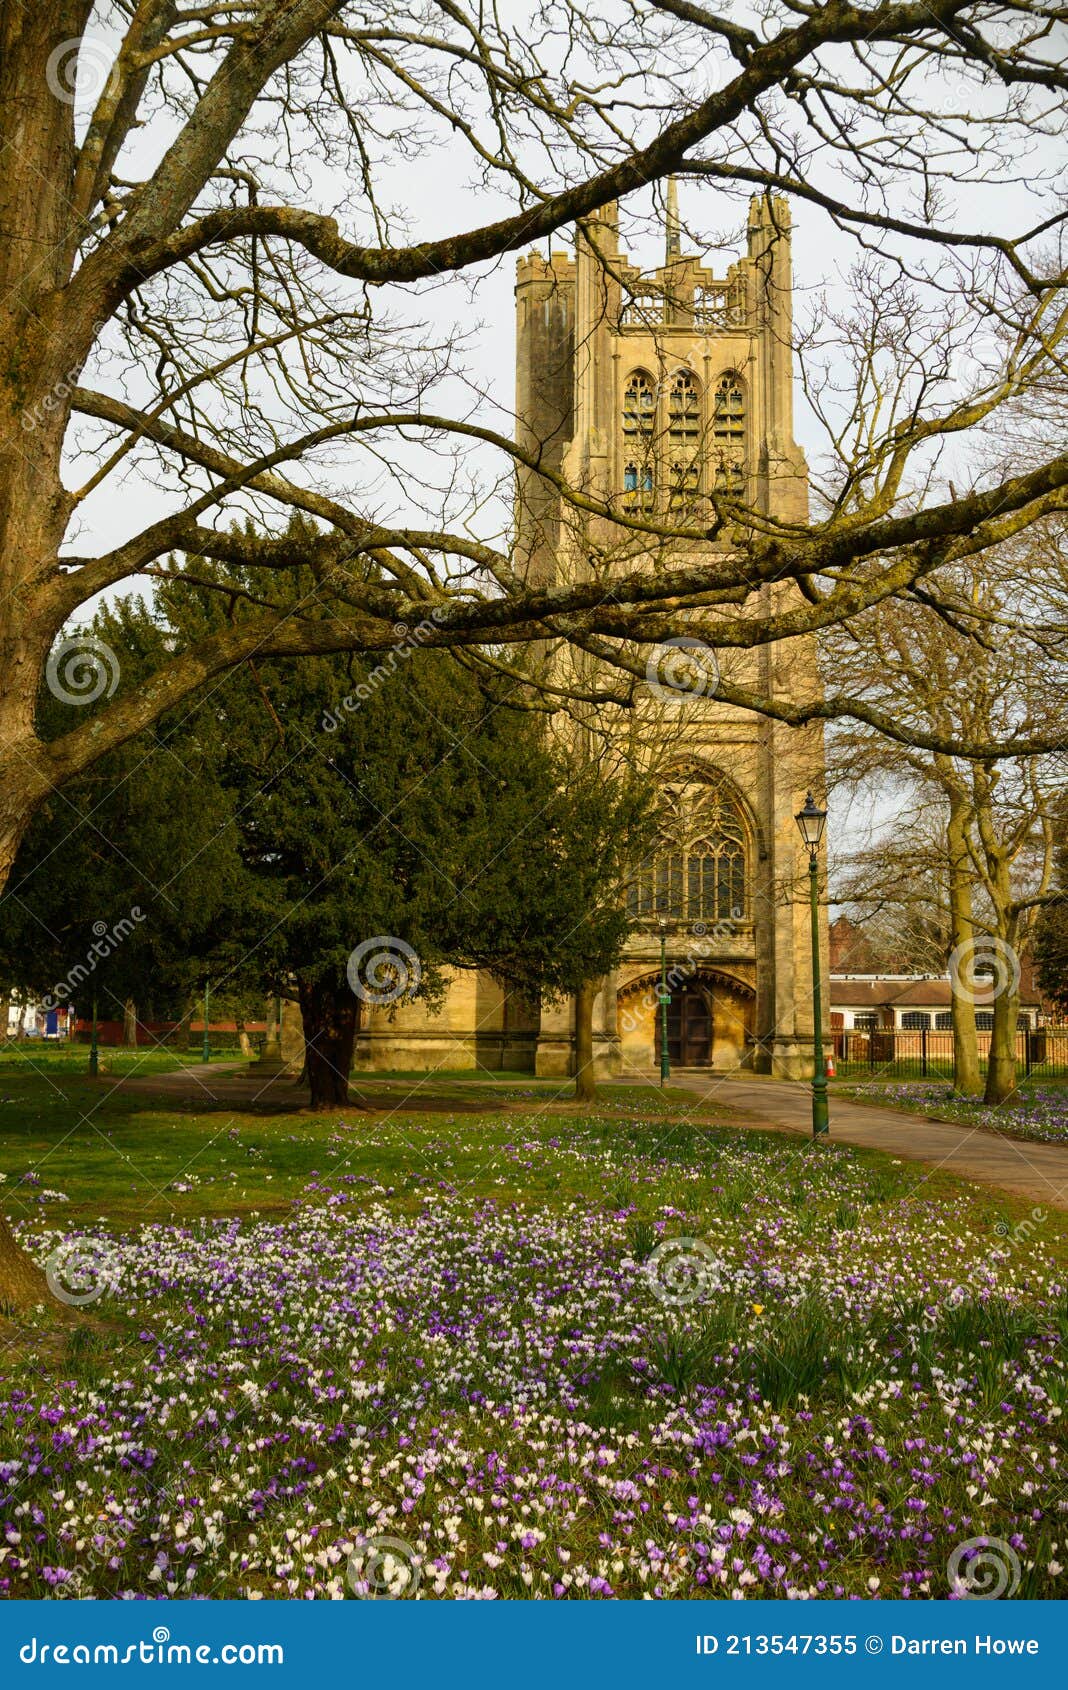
655;981;712;1069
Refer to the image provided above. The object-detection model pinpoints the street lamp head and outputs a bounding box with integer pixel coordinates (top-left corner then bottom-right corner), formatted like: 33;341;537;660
795;792;827;853
656;913;669;935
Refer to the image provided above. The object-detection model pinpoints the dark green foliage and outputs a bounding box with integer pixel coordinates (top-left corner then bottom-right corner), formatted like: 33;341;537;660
2;523;652;1084
625;1216;657;1261
152;542;651;1022
0;599;244;1027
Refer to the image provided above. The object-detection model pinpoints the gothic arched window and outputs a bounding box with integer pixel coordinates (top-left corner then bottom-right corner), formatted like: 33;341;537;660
668;458;700;506
667;369;700;441
626;780;749;924
712;371;746;495
622;371;657;509
665;369;702;506
623;371;656;437
623;462;654;494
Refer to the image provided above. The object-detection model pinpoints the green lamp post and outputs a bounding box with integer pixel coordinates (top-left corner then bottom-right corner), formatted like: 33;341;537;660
202;979;211;1065
657;915;671;1087
88;992;99;1077
795;793;830;1138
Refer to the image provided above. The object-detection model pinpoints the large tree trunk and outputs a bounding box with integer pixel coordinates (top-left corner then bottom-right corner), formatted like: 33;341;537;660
0;12;88;1301
122;998;138;1048
167;1001;194;1049
0;8;102;924
574;981;597;1103
984;983;1020;1105
946;791;982;1095
259;995;283;1064
298;976;358;1111
974;799;1021;1106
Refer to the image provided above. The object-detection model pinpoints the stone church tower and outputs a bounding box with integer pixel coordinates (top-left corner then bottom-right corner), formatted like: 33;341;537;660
354;189;827;1079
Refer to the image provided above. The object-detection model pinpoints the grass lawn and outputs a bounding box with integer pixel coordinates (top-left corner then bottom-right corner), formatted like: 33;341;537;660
0;1044;251;1079
0;1066;1065;1600
836;1079;1068;1145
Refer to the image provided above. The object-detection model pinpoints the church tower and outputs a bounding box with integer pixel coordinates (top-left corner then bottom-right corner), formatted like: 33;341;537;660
515;188;827;1079
353;189;827;1079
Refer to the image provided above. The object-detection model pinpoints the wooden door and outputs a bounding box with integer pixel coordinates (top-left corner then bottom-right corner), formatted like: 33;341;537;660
656;984;711;1068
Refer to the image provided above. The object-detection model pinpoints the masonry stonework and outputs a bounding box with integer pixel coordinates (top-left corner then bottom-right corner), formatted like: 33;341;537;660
355;189;827;1080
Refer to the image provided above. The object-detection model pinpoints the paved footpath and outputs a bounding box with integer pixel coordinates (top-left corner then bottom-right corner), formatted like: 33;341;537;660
669;1072;1068;1212
110;1062;1068;1212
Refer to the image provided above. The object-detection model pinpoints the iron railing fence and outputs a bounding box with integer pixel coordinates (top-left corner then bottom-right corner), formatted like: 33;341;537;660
832;1026;1068;1082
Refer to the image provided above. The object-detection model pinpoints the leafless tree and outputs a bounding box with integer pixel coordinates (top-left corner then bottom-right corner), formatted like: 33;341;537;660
826;551;1066;1101
2;1;1068;1299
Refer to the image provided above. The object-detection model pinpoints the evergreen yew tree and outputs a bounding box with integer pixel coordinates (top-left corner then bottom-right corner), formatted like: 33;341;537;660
2;545;650;1124
0;598;245;1047
156;556;650;1107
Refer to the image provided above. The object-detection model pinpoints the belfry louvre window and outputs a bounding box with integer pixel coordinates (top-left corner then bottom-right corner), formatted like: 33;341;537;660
668;458;700;505
622;372;657;507
666;370;702;505
667;370;700;441
623;462;654;492
712;371;746;494
626;782;748;924
623;372;656;436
